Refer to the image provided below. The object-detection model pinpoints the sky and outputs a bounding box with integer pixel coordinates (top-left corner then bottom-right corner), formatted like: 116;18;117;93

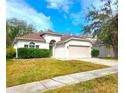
6;0;102;35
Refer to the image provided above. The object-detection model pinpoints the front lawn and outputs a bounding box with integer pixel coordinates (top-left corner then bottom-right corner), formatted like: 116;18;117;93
7;58;108;87
99;57;118;60
45;74;118;93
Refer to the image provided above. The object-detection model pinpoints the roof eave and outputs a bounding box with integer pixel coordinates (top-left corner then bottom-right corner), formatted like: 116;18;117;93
43;33;62;36
15;37;46;42
56;37;92;45
64;37;92;43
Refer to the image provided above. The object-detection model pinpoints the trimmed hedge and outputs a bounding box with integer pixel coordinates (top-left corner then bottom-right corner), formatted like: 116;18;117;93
91;49;99;57
6;48;16;59
18;48;50;58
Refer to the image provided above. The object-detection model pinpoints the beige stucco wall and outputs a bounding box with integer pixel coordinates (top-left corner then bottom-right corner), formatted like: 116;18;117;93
14;40;49;49
53;44;66;59
65;40;92;47
43;34;61;43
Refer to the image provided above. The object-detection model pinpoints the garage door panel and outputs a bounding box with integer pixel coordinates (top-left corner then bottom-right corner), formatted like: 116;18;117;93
69;45;90;59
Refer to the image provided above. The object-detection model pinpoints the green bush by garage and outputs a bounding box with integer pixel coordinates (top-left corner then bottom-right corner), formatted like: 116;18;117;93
17;48;50;59
91;49;99;57
6;47;16;59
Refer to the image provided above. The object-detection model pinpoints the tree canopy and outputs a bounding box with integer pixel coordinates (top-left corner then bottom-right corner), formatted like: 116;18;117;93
6;18;36;47
83;0;118;57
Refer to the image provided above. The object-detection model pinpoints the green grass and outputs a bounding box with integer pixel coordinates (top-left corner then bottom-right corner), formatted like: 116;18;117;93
99;57;118;60
6;59;13;65
44;74;118;93
7;58;108;87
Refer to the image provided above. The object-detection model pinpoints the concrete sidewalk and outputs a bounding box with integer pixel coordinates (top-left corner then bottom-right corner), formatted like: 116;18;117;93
7;66;117;93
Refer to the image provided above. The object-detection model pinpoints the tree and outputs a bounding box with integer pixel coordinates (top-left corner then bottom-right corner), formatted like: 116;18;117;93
83;0;118;57
6;18;36;47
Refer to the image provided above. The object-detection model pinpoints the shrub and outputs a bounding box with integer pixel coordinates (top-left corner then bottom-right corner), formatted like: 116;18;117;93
91;49;99;57
6;47;16;59
18;48;50;58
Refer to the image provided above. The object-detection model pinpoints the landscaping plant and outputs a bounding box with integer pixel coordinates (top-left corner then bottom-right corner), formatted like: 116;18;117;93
91;49;99;57
6;47;16;59
17;48;50;58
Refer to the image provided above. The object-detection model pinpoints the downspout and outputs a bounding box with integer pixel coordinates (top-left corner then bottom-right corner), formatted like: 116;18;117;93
16;48;18;58
65;43;69;60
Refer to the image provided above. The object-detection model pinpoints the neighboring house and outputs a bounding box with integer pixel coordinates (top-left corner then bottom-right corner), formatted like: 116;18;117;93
13;30;92;59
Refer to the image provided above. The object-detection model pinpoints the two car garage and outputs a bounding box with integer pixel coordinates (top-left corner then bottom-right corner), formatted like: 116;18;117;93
54;39;92;59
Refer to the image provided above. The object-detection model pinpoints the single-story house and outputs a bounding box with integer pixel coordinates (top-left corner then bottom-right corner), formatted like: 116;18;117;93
13;30;92;59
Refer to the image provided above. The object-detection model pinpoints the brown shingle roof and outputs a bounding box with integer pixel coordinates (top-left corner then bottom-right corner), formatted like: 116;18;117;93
15;30;91;43
61;35;85;41
15;30;62;42
16;32;45;42
58;35;87;42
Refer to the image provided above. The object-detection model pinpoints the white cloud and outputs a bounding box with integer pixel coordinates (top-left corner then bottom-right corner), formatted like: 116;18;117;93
70;0;102;26
46;0;73;13
69;0;92;26
6;0;53;31
70;11;84;26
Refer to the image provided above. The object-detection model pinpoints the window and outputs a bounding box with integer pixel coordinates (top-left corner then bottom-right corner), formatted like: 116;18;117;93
28;42;39;48
29;42;35;48
36;45;39;48
24;45;28;48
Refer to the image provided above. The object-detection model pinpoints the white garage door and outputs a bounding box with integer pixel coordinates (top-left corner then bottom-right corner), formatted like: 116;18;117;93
69;45;90;59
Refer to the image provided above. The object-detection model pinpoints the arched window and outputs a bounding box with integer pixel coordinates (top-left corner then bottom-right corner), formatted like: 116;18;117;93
49;40;56;46
29;42;35;48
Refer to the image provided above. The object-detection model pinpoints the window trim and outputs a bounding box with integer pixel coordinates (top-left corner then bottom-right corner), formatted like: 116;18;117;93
24;44;28;48
36;45;39;48
29;42;35;48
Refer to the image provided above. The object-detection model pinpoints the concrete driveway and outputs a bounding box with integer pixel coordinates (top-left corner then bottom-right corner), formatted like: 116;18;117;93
77;58;118;67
